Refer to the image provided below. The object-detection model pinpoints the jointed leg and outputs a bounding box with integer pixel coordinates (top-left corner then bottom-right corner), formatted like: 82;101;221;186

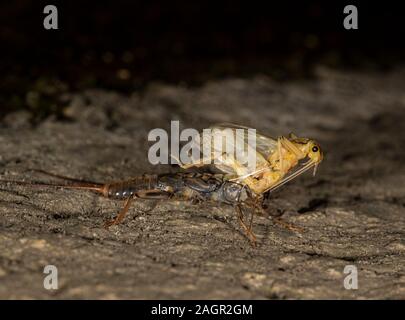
236;205;257;246
248;207;255;233
280;136;305;159
103;190;171;228
256;198;304;233
104;196;135;228
272;217;304;233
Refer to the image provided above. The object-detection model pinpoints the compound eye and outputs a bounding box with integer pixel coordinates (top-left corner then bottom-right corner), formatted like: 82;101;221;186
312;146;319;152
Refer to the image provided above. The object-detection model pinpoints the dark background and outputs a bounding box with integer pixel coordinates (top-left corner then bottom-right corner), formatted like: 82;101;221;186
1;0;404;121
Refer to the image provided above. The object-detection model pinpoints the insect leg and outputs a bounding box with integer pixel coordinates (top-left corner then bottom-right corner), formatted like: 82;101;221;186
104;195;135;228
280;136;305;158
248;206;255;232
236;205;257;246
254;197;304;233
135;190;172;199
103;189;172;228
272;217;304;233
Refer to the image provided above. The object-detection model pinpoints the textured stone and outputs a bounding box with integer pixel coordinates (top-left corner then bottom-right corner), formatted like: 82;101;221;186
0;68;404;299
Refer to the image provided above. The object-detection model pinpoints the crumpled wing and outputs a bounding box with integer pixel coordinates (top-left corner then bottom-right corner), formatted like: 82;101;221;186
210;123;278;158
177;123;278;177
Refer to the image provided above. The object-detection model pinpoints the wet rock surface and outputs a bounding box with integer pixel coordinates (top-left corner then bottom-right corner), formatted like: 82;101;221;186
0;67;404;299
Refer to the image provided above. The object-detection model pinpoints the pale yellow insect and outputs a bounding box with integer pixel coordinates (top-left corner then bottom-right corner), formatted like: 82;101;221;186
176;123;324;195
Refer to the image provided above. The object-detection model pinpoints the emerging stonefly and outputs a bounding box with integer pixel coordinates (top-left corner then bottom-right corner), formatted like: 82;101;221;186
0;123;323;246
177;123;324;195
175;123;324;243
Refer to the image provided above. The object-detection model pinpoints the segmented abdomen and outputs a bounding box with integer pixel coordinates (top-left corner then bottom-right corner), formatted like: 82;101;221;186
104;172;252;205
106;174;159;199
